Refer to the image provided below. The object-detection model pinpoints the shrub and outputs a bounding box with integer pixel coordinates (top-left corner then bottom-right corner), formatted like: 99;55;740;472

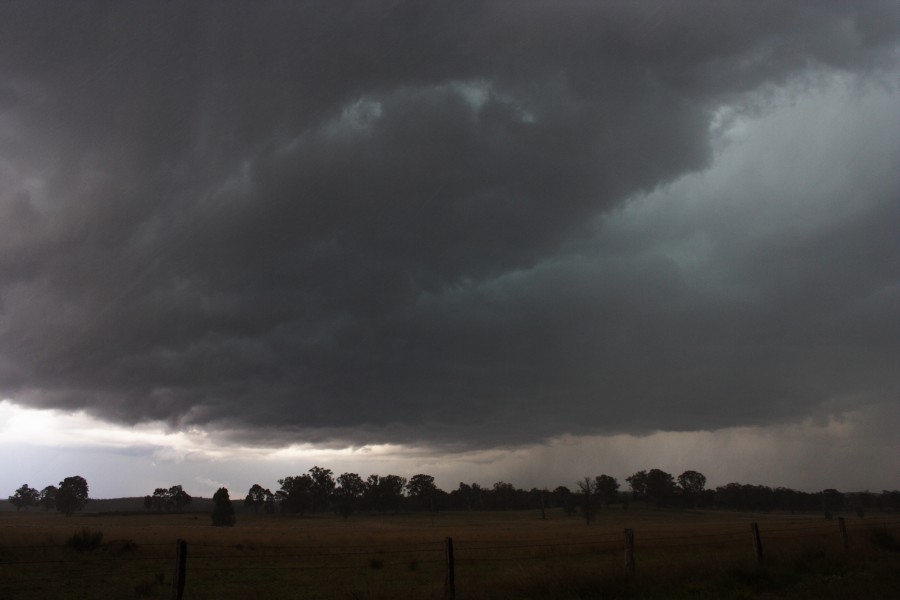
104;538;137;553
870;527;900;552
66;528;103;552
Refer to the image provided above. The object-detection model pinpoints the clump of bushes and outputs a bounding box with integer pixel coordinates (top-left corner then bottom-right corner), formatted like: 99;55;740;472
134;573;165;598
66;528;103;552
870;527;900;552
104;538;137;554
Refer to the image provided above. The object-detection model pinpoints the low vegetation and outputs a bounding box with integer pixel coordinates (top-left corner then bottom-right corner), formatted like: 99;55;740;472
0;505;898;599
65;527;104;552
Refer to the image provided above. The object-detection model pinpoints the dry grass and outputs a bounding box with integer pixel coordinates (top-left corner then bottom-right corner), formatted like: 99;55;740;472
0;507;898;599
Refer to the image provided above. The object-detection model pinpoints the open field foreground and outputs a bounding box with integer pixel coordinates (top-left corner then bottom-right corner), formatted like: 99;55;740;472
1;508;898;599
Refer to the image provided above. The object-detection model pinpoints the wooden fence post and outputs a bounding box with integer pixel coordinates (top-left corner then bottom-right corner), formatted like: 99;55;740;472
624;528;635;576
750;523;764;565
172;539;187;600
445;537;456;599
838;517;849;551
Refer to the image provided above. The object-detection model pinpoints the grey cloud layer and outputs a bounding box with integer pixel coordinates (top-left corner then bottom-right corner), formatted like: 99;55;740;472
0;2;898;447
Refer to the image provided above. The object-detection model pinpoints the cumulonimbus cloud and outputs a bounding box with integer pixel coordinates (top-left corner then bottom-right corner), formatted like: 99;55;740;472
0;1;898;450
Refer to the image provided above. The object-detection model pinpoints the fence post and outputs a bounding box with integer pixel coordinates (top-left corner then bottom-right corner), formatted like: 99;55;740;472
172;539;187;600
624;528;635;576
445;537;456;599
750;523;764;565
838;517;849;551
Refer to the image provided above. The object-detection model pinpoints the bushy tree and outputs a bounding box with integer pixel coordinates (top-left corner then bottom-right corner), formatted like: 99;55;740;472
715;482;777;511
677;470;707;494
455;482;484;511
149;488;168;511
168;485;193;511
406;474;437;510
627;469;676;505
308;466;335;514
821;488;844;513
56;476;89;516
489;481;518;510
211;487;235;527
277;475;313;515
552;486;577;516
363;474;407;512
678;470;707;507
334;472;365;518
8;484;39;511
245;484;275;514
626;470;648;500
645;469;676;506
576;477;598;525
39;485;58;511
594;475;620;506
148;485;192;511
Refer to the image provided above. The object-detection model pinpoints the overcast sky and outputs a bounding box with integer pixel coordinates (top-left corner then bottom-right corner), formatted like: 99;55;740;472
1;2;898;499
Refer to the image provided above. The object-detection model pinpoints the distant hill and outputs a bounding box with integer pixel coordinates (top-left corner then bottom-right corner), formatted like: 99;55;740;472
0;497;238;514
86;497;220;513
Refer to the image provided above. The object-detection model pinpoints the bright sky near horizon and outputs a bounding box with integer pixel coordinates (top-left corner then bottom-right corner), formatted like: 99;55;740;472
1;2;898;500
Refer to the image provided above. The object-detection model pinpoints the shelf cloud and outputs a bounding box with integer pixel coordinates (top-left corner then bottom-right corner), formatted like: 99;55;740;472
1;1;898;459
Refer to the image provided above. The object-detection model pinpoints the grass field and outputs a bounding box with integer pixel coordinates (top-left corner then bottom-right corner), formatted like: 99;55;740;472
1;507;898;599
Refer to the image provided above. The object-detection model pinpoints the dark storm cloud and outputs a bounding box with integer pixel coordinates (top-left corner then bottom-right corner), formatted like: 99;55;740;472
0;1;897;448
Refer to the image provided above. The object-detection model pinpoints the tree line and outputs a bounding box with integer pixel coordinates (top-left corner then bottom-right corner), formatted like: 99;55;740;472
7;477;89;516
9;467;899;524
7;478;237;527
152;467;900;521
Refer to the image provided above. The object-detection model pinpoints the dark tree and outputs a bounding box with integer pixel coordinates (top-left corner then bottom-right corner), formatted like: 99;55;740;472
334;472;365;518
576;477;598;525
150;488;168;511
362;474;382;511
552;485;577;516
821;488;844;513
715;482;776;511
8;484;39;511
677;470;707;507
211;487;236;526
148;485;192;511
245;484;275;513
406;474;438;510
363;474;407;512
277;475;313;515
308;466;335;514
168;485;192;511
594;475;620;506
715;482;743;509
626;470;648;500
530;488;550;518
677;470;707;494
381;475;407;510
39;485;58;511
56;476;89;516
645;469;676;506
455;482;484;511
489;481;518;510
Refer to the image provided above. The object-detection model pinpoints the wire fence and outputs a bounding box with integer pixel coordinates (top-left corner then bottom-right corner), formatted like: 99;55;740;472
1;515;898;598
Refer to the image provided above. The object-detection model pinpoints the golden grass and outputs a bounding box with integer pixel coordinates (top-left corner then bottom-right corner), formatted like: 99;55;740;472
0;507;898;599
